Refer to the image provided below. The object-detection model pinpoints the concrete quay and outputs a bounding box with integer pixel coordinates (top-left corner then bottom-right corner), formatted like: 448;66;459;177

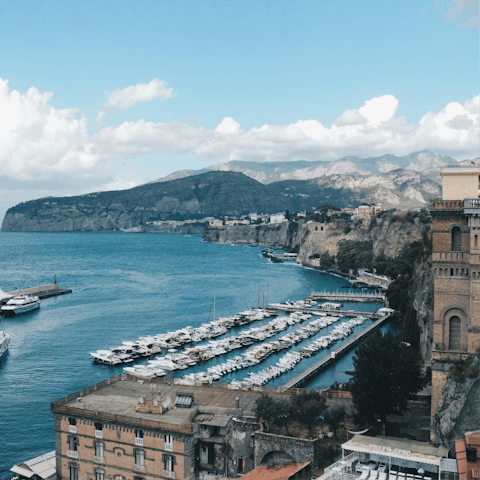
269;304;382;319
1;283;72;304
279;314;391;390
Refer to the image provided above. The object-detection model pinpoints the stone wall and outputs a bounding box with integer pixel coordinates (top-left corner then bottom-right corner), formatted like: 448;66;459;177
253;432;317;468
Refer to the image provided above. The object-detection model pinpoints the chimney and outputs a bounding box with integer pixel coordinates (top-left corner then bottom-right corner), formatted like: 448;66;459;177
235;397;240;409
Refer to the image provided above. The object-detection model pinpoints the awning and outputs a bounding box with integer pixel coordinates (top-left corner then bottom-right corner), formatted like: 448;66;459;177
10;451;56;479
342;436;449;467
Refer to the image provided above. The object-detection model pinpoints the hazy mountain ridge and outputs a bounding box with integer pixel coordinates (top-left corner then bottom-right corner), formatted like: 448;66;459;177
155;151;456;185
3;167;444;232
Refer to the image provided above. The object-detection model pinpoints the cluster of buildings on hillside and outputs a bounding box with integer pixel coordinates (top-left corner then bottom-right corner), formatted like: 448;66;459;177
9;166;480;480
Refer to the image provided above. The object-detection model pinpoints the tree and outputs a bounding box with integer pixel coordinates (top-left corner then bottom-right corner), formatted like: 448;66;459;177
271;398;294;435
254;394;274;423
324;406;347;438
292;391;327;437
350;330;425;433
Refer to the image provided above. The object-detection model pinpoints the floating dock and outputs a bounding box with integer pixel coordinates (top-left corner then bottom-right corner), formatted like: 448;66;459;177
1;283;72;304
308;290;385;303
279;313;391;390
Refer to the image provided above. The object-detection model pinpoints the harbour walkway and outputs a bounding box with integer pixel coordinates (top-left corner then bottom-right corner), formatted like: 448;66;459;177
269;304;381;319
308;290;385;303
2;283;72;303
279;313;391;390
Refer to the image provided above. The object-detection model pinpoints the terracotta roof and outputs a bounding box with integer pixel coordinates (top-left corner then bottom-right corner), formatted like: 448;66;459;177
241;462;311;480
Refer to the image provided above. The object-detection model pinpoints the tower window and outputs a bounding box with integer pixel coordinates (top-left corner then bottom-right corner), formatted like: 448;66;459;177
452;227;461;251
449;316;461;351
475;235;479;249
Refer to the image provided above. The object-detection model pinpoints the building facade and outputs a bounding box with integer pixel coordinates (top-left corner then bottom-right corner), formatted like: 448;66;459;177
51;375;319;480
430;166;480;440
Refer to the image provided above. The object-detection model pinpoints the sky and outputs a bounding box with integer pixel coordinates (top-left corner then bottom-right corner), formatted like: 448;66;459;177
0;0;479;219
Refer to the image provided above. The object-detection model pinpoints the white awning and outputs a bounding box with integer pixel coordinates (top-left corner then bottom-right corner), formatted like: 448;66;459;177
10;451;56;479
342;436;448;467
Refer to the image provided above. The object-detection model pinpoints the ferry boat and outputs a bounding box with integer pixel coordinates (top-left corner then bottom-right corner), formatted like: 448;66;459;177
0;331;11;360
1;294;40;316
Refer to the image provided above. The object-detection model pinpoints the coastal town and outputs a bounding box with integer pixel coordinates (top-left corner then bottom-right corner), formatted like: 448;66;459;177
0;3;478;480
2;164;480;480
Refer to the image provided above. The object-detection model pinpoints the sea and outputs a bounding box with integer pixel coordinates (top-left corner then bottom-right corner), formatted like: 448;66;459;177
0;232;395;476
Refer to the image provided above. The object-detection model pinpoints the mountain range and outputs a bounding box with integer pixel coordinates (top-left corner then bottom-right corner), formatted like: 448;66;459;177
155;150;456;184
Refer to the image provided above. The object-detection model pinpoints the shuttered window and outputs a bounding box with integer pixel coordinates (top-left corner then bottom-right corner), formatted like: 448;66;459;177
449;316;461;350
452;227;462;251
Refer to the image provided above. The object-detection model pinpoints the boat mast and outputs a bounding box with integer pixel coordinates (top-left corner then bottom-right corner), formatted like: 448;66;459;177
258;285;260;308
213;294;216;321
266;284;269;307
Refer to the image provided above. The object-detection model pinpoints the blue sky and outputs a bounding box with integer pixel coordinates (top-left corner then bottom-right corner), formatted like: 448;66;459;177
0;0;478;216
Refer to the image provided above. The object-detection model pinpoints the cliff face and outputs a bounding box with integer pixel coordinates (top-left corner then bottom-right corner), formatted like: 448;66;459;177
205;212;434;361
203;222;303;249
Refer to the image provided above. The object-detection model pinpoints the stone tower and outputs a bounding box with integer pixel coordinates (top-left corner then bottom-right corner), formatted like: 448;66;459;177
430;166;480;441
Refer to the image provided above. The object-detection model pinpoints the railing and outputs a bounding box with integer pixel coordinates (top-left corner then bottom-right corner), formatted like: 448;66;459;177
67;450;79;459
430;200;463;210
133;465;147;474
163;471;176;479
464;199;480;209
69;425;77;433
135;437;144;446
95;430;103;438
324;453;359;474
93;456;105;464
165;442;174;452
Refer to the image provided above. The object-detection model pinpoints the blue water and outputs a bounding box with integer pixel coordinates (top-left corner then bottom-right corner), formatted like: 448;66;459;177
0;232;384;475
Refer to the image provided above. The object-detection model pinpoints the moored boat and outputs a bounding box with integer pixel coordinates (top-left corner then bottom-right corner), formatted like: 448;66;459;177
0;331;11;361
1;295;40;316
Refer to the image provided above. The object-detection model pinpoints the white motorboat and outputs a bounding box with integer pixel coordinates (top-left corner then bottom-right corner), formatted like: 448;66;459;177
0;331;11;360
1;295;40;316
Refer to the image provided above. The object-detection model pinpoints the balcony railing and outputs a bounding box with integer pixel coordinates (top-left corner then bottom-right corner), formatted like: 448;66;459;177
135;437;144;446
69;425;77;433
67;450;79;459
464;199;480;209
95;430;103;438
163;471;176;479
93;455;105;464
165;442;174;452
133;465;147;474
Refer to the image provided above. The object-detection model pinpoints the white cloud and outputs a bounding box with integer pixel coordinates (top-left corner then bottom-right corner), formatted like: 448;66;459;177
0;77;478;206
0;78;110;181
437;0;479;29
93;94;480;163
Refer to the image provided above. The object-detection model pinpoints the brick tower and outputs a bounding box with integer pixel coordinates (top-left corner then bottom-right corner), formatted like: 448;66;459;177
430;166;480;441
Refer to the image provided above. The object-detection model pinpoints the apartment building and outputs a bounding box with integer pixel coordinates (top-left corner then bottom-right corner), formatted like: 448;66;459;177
51;375;317;480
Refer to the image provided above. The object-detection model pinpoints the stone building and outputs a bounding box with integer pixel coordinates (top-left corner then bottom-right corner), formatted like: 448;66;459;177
51;375;319;480
430;166;480;441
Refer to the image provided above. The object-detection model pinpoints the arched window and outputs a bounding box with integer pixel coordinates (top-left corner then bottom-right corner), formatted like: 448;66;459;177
452;227;462;251
475;235;478;249
449;316;461;350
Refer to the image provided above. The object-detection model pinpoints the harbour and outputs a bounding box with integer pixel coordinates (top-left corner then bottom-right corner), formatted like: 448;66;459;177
0;232;385;476
308;290;386;303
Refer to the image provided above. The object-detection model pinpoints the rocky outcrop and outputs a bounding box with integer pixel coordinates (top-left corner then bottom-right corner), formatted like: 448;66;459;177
413;261;434;361
434;361;480;446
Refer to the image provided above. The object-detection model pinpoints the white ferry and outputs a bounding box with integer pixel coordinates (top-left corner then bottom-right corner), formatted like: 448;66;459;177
0;331;11;360
1;294;40;316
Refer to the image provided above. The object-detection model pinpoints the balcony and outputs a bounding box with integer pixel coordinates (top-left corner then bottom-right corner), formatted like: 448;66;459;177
165;442;174;452
133;465;147;474
135;437;144;446
67;450;79;459
95;429;103;438
93;455;106;464
163;471;176;479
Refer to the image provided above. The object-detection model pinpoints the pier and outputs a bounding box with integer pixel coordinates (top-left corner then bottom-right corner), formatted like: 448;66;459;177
1;283;72;304
269;304;382;318
308;290;385;303
279;313;391;390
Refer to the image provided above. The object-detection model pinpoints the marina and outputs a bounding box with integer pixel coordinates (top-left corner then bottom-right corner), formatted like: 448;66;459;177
280;313;392;390
0;232;385;476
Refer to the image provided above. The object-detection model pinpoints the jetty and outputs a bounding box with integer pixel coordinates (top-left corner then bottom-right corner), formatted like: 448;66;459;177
0;283;72;304
279;313;391;390
308;290;385;303
269;304;381;318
